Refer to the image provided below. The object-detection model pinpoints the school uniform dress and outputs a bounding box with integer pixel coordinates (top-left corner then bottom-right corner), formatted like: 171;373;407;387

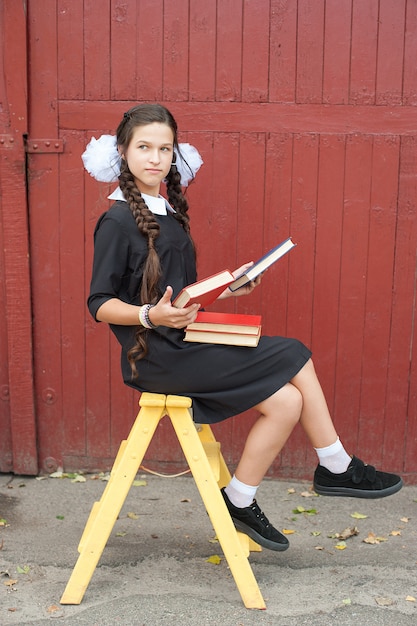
88;190;312;424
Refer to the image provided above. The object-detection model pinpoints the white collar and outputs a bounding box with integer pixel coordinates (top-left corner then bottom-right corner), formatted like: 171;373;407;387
107;187;175;215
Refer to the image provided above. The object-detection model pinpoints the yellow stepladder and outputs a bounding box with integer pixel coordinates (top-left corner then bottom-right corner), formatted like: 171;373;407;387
60;392;265;610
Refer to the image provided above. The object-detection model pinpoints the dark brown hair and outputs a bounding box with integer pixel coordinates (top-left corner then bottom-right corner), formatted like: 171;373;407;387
116;104;193;375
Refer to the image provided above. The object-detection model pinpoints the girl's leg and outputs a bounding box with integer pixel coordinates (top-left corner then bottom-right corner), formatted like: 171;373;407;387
234;382;303;486
289;358;339;448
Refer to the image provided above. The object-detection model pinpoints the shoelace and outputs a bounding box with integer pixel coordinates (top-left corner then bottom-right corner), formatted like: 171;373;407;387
249;501;271;528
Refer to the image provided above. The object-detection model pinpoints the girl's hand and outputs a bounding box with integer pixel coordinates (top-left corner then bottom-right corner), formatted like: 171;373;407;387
148;286;200;328
218;262;262;299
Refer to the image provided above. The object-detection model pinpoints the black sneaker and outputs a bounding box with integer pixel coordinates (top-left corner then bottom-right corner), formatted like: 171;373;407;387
313;456;403;498
221;488;289;552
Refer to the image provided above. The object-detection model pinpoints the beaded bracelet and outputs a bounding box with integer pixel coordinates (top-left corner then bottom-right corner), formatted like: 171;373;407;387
138;304;158;330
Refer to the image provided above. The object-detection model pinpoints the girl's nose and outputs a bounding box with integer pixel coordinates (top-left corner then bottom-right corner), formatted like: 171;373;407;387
149;149;160;163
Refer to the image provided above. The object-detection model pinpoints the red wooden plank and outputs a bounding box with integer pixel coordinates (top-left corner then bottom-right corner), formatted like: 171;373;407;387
0;162;13;474
136;0;164;101
59;131;87;456
235;133;266;313
281;134;319;473
323;0;352;104
269;0;297;102
403;0;417;105
84;0;111;100
216;0;243;101
263;133;293;337
163;0;189;101
357;136;400;466
59;100;417;136
2;0;37;474
189;1;216;101
385;136;417;475
333;135;373;454
350;0;378;104
57;0;84;99
241;0;270;102
83;169;113;461
296;0;325;103
376;0;406;105
311;135;346;417
110;0;137;100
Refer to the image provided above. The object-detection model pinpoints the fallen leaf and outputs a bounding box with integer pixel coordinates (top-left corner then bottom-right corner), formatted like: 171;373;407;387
282;529;295;535
350;511;368;519
132;479;147;487
390;530;402;536
127;512;139;519
47;605;60;614
3;579;18;586
375;596;395;606
400;517;409;523
342;598;352;605
7;608;16;612
208;537;219;543
334;541;347;550
56;515;64;520
16;565;30;575
314;546;324;550
292;506;318;515
49;471;63;478
116;531;127;537
206;554;222;565
335;527;359;540
311;531;321;537
300;490;317;498
363;532;381;545
287;488;296;494
406;596;416;602
0;518;8;527
71;474;86;483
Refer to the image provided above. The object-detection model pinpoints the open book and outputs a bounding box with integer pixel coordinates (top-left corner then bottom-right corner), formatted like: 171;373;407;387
172;269;234;308
228;237;296;292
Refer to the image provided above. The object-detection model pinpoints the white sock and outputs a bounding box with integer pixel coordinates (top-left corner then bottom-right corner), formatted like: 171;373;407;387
224;475;259;508
314;437;351;474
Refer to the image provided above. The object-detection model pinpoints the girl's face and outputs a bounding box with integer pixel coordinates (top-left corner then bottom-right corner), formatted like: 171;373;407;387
122;122;174;197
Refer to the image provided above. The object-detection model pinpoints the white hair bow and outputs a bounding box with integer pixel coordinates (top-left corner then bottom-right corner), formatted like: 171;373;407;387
82;134;203;187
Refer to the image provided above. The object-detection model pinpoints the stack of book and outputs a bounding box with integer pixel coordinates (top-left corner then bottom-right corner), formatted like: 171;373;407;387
184;311;262;347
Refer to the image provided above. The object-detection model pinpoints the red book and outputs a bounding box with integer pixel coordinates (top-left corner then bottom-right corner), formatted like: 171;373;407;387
186;311;262;335
172;270;234;308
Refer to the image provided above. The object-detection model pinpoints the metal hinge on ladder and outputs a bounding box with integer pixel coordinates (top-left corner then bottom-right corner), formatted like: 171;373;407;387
25;138;64;153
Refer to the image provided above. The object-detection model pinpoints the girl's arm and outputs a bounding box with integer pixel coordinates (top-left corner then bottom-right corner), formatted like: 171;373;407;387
96;286;200;329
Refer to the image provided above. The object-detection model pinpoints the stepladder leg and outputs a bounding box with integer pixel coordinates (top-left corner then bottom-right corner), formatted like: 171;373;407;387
197;423;262;555
166;396;266;610
60;393;166;605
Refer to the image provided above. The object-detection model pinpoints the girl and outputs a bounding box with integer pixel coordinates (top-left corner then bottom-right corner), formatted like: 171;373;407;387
85;103;402;552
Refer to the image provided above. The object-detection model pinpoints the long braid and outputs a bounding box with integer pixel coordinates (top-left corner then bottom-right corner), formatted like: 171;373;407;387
115;103;195;377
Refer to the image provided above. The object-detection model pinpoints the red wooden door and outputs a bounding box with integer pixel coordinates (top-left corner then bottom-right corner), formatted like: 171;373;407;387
4;0;417;481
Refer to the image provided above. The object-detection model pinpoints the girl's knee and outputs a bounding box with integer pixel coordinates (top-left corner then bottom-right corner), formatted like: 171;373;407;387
258;383;303;423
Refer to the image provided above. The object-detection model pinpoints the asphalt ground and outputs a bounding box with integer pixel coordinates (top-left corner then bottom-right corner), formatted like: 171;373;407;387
1;471;416;626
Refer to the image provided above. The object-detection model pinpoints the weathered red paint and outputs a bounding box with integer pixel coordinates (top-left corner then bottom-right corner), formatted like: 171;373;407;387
0;1;416;481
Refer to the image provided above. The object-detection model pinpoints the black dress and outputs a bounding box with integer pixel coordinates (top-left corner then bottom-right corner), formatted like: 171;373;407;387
88;201;312;424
